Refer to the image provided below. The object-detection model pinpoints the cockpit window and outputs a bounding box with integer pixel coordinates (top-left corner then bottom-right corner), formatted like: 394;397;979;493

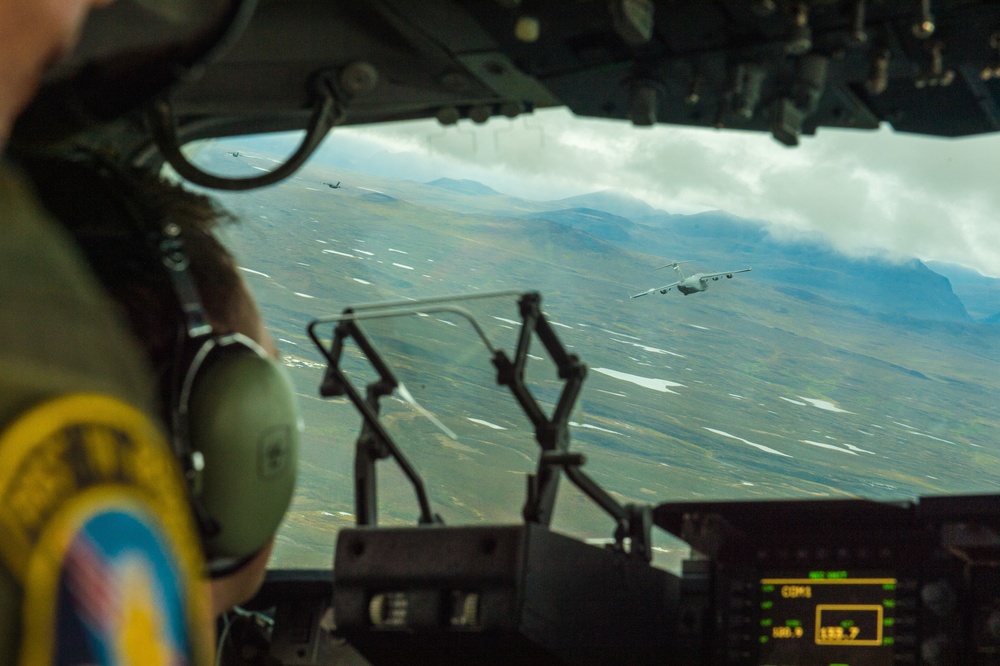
203;108;1000;571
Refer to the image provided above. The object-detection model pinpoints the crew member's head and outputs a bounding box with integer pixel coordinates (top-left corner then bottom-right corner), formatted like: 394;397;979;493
3;0;237;151
0;0;114;142
24;154;300;615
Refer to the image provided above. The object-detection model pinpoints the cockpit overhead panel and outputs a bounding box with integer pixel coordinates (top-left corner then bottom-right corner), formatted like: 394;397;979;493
133;0;1000;150
28;0;1000;163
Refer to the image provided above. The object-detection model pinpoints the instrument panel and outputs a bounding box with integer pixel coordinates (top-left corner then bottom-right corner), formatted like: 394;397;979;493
659;496;988;666
758;572;900;661
233;494;1000;665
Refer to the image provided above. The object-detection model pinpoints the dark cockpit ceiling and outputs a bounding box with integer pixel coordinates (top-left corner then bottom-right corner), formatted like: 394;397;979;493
25;0;1000;165
155;0;1000;142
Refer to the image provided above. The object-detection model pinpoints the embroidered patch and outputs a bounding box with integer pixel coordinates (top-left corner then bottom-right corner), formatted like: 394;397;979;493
0;394;211;665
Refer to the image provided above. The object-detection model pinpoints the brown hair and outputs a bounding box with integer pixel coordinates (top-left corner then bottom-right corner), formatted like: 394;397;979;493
22;154;248;385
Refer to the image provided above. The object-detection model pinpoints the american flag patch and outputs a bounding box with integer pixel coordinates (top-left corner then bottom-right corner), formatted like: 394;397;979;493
0;395;211;665
54;504;192;665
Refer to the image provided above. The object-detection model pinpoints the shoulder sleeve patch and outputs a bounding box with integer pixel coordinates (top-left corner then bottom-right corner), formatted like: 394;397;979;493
0;394;212;665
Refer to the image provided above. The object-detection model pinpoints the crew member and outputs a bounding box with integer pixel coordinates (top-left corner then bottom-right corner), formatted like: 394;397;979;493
23;154;300;621
0;1;245;663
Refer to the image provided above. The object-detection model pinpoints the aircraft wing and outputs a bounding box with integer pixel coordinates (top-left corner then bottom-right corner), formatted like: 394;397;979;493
630;281;681;298
700;268;753;281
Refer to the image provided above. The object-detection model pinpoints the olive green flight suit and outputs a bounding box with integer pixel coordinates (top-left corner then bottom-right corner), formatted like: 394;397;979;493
0;163;209;663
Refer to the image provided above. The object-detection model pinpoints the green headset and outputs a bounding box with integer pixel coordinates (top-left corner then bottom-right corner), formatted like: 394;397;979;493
26;156;300;577
160;221;300;576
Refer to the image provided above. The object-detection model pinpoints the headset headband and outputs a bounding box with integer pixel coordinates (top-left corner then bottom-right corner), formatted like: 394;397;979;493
159;222;213;339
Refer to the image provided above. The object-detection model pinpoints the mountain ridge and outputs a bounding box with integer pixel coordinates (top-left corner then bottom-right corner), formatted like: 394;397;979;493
427;178;502;196
204;137;989;323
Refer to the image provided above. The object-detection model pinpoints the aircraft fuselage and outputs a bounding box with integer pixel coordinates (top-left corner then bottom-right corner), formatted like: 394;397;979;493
677;275;712;295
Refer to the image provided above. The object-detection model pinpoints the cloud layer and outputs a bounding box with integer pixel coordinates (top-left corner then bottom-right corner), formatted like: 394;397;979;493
328;108;1000;277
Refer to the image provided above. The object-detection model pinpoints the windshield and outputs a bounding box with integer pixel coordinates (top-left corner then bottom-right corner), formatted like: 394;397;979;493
196;109;1000;572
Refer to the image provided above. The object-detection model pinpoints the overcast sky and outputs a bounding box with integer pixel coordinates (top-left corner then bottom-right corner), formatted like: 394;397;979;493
321;107;1000;278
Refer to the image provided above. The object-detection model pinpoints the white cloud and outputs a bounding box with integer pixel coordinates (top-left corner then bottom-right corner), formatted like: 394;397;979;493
323;108;1000;277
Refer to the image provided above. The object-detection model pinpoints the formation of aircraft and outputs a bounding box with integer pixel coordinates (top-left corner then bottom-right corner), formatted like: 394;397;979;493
630;261;752;298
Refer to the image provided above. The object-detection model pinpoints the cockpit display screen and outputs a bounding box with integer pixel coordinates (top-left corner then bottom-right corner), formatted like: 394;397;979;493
758;571;896;666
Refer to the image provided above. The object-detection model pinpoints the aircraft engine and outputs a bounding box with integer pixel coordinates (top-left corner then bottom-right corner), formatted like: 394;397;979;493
660;288;670;294
726;274;733;278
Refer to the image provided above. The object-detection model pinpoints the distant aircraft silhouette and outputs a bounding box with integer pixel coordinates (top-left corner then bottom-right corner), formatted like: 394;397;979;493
630;260;751;298
326;181;341;189
229;151;241;157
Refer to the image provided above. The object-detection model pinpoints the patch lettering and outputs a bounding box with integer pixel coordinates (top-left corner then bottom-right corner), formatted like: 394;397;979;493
0;394;211;665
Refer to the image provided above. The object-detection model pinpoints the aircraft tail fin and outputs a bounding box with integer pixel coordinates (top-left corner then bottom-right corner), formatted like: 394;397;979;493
653;260;690;277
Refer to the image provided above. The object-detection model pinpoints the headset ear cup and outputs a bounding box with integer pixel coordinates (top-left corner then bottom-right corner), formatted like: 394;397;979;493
185;346;299;563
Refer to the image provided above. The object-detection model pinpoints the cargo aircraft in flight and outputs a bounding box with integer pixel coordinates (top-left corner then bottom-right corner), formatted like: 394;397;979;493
630;261;752;298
